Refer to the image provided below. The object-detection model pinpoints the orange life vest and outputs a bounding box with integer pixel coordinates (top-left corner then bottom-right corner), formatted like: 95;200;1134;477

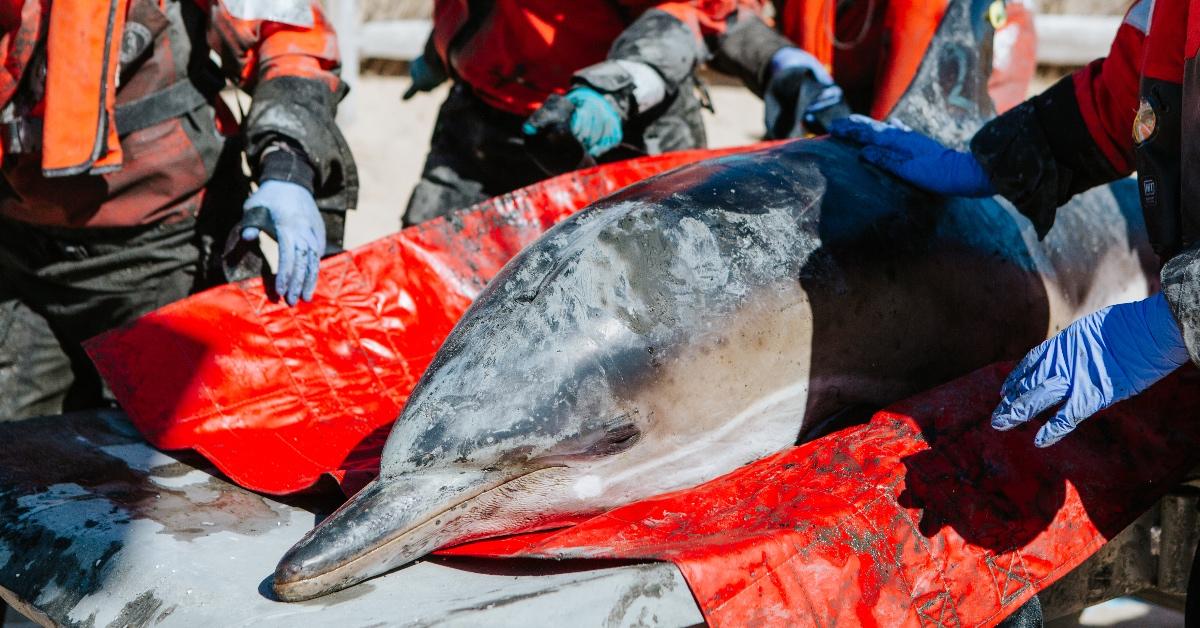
0;0;343;227
0;0;128;177
776;0;949;119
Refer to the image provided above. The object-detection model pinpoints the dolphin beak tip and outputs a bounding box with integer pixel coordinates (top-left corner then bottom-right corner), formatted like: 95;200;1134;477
271;576;326;603
271;540;334;601
269;477;438;602
271;469;505;602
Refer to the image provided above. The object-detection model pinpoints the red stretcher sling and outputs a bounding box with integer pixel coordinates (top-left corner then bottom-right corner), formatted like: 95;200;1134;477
86;146;1200;626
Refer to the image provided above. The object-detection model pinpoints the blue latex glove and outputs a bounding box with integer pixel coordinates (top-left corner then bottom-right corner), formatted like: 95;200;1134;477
992;293;1190;447
770;47;835;87
765;47;846;137
403;54;448;100
242;180;325;306
830;114;995;197
523;87;622;157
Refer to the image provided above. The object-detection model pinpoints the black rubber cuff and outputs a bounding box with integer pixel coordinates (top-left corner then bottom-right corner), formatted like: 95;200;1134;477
259;141;316;194
971;76;1121;238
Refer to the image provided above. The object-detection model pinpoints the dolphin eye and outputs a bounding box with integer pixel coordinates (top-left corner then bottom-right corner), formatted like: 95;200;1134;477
537;413;643;464
587;421;641;456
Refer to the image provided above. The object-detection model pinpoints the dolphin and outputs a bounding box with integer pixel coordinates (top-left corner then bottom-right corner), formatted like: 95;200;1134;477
272;0;1158;601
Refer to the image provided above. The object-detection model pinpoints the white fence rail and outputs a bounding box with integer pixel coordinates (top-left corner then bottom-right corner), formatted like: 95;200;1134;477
1033;15;1121;66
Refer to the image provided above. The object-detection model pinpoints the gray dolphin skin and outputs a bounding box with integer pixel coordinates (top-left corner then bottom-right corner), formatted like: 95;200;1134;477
272;0;1158;601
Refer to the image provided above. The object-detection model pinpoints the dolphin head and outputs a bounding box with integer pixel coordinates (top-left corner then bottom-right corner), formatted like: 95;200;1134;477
272;154;822;601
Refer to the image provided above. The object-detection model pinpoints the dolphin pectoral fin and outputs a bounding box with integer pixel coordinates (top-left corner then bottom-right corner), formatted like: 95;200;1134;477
272;469;501;602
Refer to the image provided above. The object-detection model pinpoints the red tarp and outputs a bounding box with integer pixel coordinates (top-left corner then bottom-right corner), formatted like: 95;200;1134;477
85;145;767;494
443;364;1200;627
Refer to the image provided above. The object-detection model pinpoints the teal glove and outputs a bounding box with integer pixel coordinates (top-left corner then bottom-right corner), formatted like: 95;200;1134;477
403;55;448;100
524;87;623;158
242;180;325;306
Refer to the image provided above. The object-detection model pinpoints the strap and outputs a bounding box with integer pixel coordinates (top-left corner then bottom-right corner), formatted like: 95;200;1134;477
1182;56;1200;251
114;79;208;137
2;117;42;155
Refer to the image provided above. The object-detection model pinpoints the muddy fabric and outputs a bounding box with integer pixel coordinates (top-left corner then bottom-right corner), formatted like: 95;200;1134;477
600;9;704;92
244;76;358;214
404;81;705;226
0;217;202;420
406;5;712;226
996;596;1042;628
426;0;755;116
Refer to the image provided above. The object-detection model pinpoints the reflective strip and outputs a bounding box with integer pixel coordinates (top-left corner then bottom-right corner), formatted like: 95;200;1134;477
220;0;314;28
1124;0;1154;35
614;60;667;114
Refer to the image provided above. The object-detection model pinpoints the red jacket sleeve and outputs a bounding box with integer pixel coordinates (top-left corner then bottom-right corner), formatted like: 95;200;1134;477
1070;4;1154;176
200;0;342;94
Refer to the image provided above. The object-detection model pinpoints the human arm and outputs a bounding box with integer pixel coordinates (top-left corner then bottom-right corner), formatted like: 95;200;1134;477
829;2;1149;226
523;5;705;157
991;293;1188;447
203;1;358;303
705;6;849;137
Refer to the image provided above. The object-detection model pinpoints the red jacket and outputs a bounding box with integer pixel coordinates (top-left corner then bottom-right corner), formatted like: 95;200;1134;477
431;0;762;116
774;0;1035;118
970;0;1190;246
1068;1;1180;180
0;0;345;228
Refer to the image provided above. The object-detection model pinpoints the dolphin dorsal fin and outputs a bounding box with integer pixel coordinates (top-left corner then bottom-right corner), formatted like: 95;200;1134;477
885;0;998;149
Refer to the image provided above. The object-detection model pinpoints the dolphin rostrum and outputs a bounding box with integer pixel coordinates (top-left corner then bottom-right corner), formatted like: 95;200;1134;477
273;0;1157;601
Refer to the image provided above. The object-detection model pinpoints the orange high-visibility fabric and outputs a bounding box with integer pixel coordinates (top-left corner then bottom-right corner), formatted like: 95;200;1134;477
0;0;342;226
775;0;947;118
41;0;128;176
869;0;946;118
777;0;833;67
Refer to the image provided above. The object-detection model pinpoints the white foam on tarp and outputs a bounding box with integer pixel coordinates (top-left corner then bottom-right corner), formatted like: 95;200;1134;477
98;445;177;474
149;470;215;490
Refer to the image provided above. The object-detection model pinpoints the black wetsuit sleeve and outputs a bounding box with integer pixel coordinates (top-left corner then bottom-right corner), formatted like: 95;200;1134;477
707;12;794;96
969;76;1123;239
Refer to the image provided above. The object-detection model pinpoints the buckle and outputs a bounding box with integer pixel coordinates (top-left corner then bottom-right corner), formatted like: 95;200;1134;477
2;117;41;155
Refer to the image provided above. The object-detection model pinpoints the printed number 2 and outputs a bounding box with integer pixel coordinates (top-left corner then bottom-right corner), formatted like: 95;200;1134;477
946;45;975;112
